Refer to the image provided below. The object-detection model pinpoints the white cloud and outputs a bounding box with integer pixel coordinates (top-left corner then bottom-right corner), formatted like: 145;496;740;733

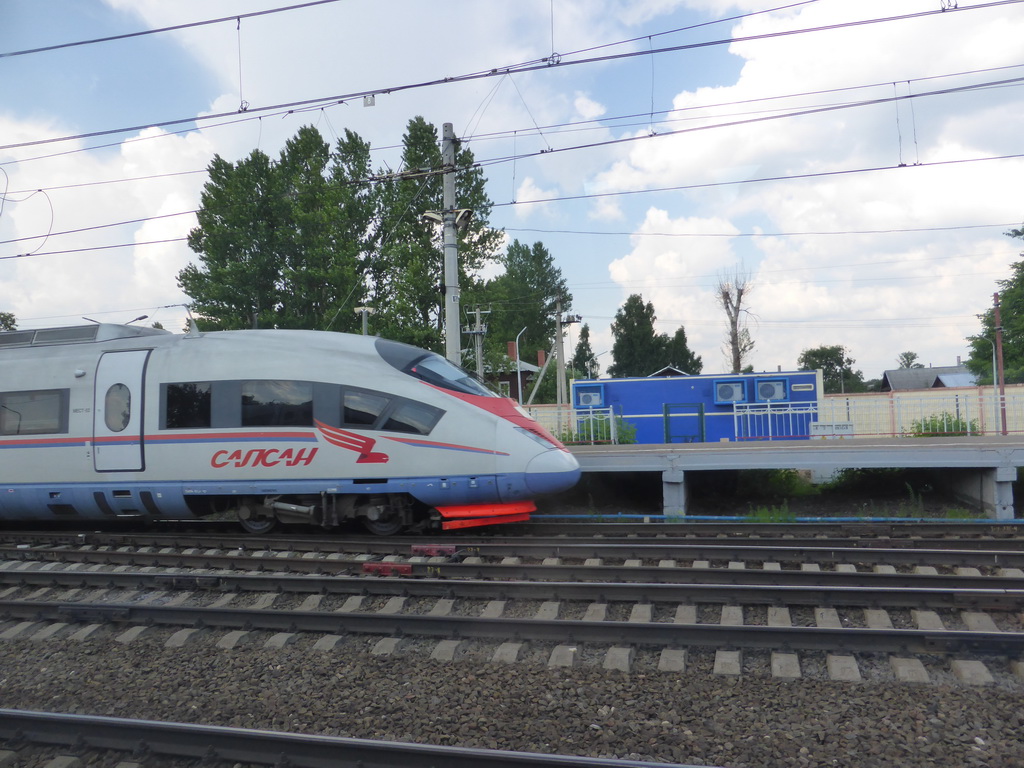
574;92;607;120
589;0;1024;376
2;0;1020;385
514;177;559;219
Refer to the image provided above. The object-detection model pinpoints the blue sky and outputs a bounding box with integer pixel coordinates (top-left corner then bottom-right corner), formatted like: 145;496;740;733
2;0;1023;379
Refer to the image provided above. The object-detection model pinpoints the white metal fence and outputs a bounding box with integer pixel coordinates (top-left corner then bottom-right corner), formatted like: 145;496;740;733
817;390;1024;439
527;405;620;444
529;387;1024;444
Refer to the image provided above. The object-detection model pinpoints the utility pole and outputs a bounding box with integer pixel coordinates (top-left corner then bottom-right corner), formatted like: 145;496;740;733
994;292;1008;435
441;123;460;364
463;306;489;376
354;306;374;336
554;304;581;407
555;303;566;407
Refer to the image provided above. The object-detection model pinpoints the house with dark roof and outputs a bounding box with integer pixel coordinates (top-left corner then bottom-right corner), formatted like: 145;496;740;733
879;365;977;392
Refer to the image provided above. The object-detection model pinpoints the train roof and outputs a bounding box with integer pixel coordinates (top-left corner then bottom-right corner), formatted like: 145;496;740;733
0;323;171;349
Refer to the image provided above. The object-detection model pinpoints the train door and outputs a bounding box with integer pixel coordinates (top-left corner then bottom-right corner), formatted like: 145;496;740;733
93;350;150;471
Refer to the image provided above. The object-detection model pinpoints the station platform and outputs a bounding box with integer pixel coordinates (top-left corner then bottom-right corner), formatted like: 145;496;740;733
569;436;1024;520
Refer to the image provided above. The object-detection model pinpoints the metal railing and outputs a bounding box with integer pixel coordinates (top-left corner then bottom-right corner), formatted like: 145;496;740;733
733;402;817;441
818;391;1024;438
528;405;621;445
529;390;1024;444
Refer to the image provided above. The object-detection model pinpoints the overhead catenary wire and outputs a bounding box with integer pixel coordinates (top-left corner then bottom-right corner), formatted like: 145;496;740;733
2;0;1015;348
2;0;1019;156
3;150;1021;259
0;0;347;59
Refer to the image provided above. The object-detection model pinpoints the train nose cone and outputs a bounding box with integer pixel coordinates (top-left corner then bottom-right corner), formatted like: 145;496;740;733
525;449;581;494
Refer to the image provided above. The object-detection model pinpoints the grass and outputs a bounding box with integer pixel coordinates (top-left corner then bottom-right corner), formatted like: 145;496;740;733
744;500;796;523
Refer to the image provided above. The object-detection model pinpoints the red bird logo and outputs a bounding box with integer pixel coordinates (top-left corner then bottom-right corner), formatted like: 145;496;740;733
315;420;389;463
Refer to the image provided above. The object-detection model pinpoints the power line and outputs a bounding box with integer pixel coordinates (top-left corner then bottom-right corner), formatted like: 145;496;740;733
492;152;1024;209
506;223;1021;239
0;0;346;59
0;238;186;261
479;75;1024;181
2;1;1018;154
0;210;196;246
3;150;1020;260
465;62;1024;146
8;59;1015;199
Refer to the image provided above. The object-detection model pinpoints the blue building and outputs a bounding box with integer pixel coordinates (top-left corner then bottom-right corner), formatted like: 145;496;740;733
571;370;823;444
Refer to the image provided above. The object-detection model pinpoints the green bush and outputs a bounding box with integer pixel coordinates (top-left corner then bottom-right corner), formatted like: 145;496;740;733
907;412;978;437
735;468;819;499
560;416;637;445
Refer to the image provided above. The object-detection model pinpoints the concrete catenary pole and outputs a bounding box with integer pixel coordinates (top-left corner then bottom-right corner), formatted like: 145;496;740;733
994;292;1008;435
442;123;460;364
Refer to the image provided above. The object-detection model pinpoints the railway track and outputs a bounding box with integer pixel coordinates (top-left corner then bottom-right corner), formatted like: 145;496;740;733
2;524;1024;767
0;709;695;768
1;528;1023;684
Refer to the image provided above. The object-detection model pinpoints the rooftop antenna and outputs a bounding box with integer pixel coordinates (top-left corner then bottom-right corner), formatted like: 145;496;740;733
125;315;148;325
82;317;100;324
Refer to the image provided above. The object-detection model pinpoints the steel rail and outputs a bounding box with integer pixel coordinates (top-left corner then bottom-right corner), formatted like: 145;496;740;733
0;709;706;768
4;540;1024;567
2;600;1022;655
6;527;1024;552
3;569;1024;609
516;520;1024;538
3;547;1024;586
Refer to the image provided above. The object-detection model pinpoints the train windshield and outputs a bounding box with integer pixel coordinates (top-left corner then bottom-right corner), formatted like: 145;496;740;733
375;338;497;397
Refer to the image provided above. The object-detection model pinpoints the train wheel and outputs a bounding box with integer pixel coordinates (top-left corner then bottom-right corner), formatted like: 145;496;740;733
361;516;404;535
237;503;277;534
239;515;277;534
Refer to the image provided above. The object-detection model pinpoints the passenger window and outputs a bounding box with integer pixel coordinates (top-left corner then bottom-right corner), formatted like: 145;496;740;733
383;401;443;435
242;381;313;426
343;389;389;427
104;384;131;432
165;382;211;428
0;389;68;435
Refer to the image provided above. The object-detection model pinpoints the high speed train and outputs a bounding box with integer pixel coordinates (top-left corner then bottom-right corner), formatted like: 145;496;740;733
0;322;580;533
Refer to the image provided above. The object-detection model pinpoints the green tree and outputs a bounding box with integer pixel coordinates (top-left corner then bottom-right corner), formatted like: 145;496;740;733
608;294;668;378
797;344;865;394
0;312;15;331
279;127;373;332
484;239;571;369
967;227;1024;384
370;117;502;352
571;323;599;378
666;326;702;374
180;125;370;333
897;351;924;369
180;148;286;330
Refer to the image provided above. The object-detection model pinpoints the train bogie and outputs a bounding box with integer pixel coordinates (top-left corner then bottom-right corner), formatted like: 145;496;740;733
0;324;580;532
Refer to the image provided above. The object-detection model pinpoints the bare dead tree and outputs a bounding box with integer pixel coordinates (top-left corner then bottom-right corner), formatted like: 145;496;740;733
716;269;755;373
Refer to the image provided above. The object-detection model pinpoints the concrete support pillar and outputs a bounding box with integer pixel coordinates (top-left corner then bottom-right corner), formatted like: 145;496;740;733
994;466;1016;520
940;466;1016;520
663;469;687;516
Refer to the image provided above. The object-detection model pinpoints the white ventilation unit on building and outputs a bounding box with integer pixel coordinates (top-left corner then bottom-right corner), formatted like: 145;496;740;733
715;381;746;403
757;380;787;401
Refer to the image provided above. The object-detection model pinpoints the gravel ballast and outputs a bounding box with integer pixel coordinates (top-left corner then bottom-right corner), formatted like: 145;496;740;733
0;633;1022;767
